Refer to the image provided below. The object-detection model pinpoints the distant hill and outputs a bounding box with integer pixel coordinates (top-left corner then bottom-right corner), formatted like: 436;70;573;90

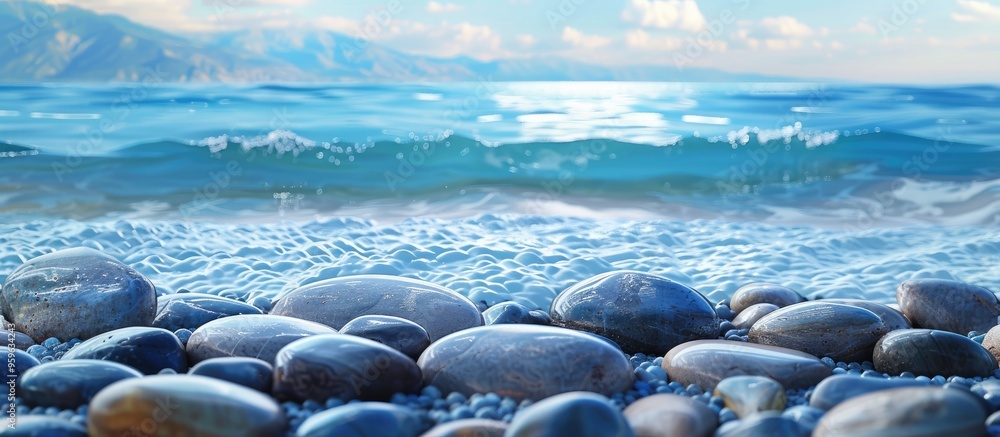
0;2;790;82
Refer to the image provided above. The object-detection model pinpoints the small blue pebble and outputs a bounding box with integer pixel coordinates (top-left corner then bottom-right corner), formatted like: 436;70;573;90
325;398;345;409
451;406;474;420
174;329;193;344
832;368;847;375
974;334;987;344
42;337;60;349
821;357;836;368
719;408;737;423
421;385;442;400
303;400;321;411
687;384;703;396
446;392;468;405
932;375;947;385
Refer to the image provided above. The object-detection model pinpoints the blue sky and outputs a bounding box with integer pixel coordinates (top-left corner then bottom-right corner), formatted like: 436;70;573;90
51;0;1000;83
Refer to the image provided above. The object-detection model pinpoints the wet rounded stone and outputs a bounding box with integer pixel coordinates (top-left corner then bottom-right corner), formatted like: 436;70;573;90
61;327;187;374
505;391;635;437
873;329;998;378
186;314;336;365
271;275;483;342
418;325;634;402
5;349;39;385
814;386;988;436
273;334;422;402
820;298;911;331
550;271;719;355
715;411;802;437
0;328;36;350
296;402;423;437
623;393;718;437
483;302;550;326
713;376;786;419
0;248;156;342
339;315;431;360
87;374;286;437
153;293;263;332
731;303;779;330
2;416;88;436
663;340;832;390
978;325;1000;365
809;374;931;410
729;283;805;314
896;279;1000;335
420;418;507;437
19;359;143;409
189;357;273;393
748;302;888;363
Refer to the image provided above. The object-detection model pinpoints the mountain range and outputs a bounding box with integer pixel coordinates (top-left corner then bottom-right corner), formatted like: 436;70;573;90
0;1;787;82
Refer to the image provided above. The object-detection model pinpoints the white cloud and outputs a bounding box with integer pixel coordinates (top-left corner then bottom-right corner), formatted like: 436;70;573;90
369;20;506;60
759;16;813;38
427;1;463;13
517;34;536;47
622;0;706;32
830;40;845;50
954;0;1000;21
625;29;682;50
849;20;877;35
763;38;802;50
50;0;211;31
562;26;610;49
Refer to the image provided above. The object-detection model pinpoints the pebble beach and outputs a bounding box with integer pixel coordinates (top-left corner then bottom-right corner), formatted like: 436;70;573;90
2;217;1000;436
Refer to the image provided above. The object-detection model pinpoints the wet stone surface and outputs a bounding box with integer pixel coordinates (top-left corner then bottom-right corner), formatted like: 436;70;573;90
550;271;719;355
271;275;483;342
418;325;635;402
0;248;156;342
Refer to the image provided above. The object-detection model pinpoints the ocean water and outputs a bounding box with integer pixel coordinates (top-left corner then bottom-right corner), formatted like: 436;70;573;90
1;82;998;307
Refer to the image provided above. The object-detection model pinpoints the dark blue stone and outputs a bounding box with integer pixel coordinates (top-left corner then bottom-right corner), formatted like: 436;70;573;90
874;329;998;378
19;359;142;409
810;374;930;410
714;411;802;437
0;329;35;350
186;314;336;365
339;315;430;360
273;334;422;402
505;391;635;437
271;275;483;342
0;248;156;343
189;357;273;393
295;402;423;437
0;415;87;436
4;349;39;385
550;271;719;355
153;293;263;331
61;326;187;374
